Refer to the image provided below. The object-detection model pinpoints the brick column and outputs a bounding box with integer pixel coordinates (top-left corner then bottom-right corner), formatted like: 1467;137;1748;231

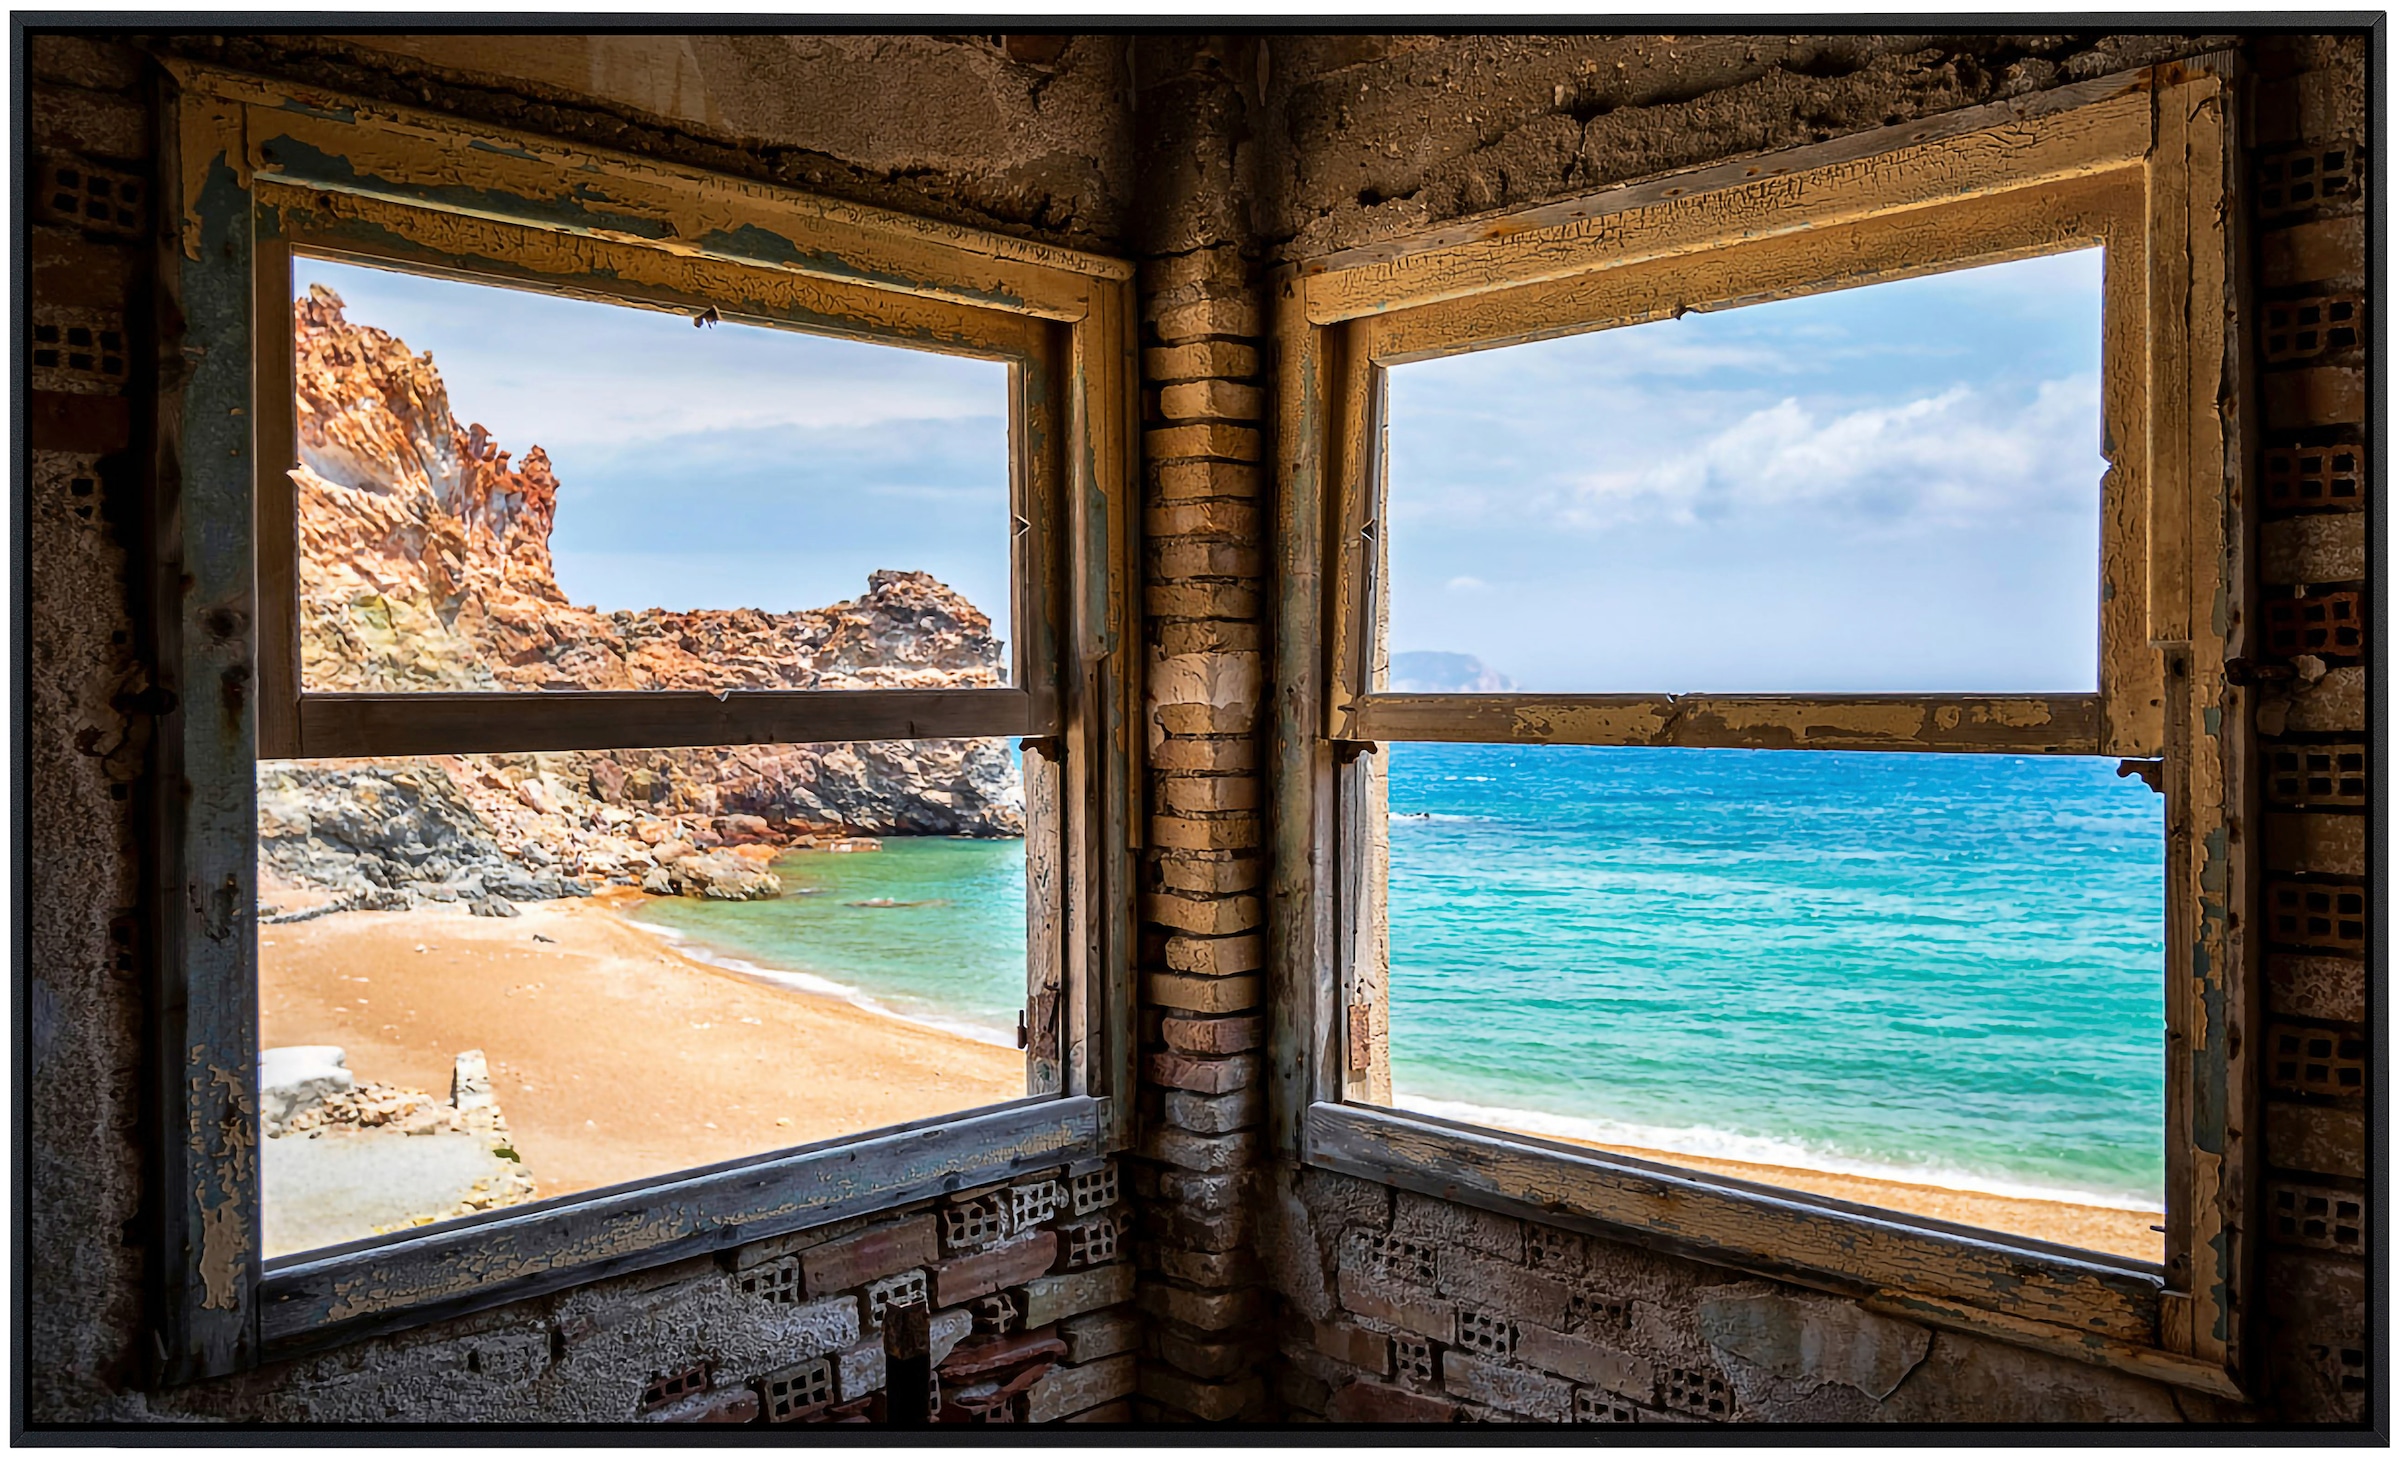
1127;36;1275;1424
2245;35;2371;1426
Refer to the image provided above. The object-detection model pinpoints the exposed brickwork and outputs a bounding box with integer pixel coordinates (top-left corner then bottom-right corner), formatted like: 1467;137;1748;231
1124;34;1278;1424
2247;32;2371;1426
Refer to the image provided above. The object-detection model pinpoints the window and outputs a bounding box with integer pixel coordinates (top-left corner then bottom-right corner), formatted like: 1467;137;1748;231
156;63;1134;1379
1274;63;2250;1397
1364;253;2178;1265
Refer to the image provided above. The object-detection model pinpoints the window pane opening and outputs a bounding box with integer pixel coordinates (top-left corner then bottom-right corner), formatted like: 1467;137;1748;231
257;735;1035;1260
1367;742;2166;1262
1381;248;2107;695
289;256;1016;695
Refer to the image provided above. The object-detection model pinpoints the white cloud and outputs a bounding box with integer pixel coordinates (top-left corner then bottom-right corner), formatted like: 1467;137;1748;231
1444;575;1490;593
1553;374;2103;530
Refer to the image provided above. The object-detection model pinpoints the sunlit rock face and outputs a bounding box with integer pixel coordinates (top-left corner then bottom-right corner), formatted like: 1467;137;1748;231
268;288;1023;909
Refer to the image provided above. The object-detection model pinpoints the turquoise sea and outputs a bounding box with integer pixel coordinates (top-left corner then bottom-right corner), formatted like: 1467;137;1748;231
629;837;1031;1046
630;744;2167;1209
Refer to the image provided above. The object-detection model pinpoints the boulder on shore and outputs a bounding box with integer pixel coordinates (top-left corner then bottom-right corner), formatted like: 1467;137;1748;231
642;849;783;901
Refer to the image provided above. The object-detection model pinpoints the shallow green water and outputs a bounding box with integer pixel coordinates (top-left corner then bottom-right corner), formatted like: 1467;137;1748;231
627;837;1027;1043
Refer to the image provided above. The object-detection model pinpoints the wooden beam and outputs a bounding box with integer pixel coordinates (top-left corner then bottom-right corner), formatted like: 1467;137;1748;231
1302;84;2150;325
259;1096;1108;1357
1860;1289;2244;1399
1269;267;1343;1157
151;77;266;1386
1307;1102;2161;1345
292;688;1038;758
260;182;1050;362
165;61;1128;322
1344;693;2103;754
1299;66;2162;288
1360;174;2134;367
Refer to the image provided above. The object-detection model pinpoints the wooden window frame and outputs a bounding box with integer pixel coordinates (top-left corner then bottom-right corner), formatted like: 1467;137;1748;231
1270;60;2255;1399
152;62;1140;1382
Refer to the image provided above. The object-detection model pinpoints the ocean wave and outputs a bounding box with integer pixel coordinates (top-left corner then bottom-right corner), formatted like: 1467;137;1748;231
1388;1091;2163;1212
618;914;1021;1051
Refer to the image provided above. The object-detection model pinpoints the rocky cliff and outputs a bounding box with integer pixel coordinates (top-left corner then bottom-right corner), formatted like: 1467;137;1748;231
266;287;1022;910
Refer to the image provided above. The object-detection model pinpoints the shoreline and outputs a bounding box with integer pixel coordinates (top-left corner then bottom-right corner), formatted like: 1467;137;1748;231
257;885;1024;1207
609;893;1022;1052
260;885;2162;1263
1383;1099;2164;1263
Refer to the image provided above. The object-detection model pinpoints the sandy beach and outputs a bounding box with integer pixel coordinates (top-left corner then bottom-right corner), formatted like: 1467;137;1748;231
258;884;1025;1203
1547;1134;2164;1264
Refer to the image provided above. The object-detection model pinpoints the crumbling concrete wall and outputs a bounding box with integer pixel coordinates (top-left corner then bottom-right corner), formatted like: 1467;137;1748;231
1252;33;2237;258
177;33;1137;251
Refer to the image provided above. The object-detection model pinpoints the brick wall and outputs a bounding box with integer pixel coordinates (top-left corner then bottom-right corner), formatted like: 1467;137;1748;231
1128;35;1277;1424
1274;1176;2201;1423
2248;32;2372;1428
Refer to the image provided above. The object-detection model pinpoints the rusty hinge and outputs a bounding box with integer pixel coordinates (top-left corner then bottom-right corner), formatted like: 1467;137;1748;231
1347;1001;1373;1073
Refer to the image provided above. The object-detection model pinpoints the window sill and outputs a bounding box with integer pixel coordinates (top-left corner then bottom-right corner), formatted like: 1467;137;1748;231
259;1093;1111;1361
1305;1101;2241;1399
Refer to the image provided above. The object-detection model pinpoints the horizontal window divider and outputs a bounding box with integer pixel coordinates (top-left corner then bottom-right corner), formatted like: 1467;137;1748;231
1305;1101;2162;1349
291;687;1042;758
1343;691;2102;754
259;1093;1109;1358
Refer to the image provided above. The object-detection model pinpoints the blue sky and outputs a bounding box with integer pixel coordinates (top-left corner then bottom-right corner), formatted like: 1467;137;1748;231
294;257;1014;641
1384;248;2108;693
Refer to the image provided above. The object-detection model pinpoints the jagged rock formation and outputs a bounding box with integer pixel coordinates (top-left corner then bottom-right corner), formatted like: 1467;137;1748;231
268;287;1023;907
